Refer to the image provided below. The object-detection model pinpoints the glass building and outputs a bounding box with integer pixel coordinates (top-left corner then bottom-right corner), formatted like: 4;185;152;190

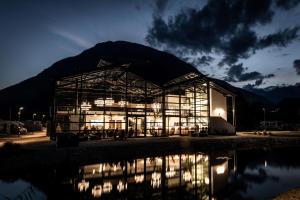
51;59;235;139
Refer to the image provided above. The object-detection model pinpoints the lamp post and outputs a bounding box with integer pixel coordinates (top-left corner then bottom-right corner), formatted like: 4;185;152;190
262;107;266;132
33;113;36;121
18;106;24;121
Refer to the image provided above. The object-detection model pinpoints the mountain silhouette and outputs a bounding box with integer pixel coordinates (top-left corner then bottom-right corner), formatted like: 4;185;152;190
244;84;300;103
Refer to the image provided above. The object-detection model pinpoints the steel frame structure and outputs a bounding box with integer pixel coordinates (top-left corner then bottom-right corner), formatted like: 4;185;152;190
51;65;234;139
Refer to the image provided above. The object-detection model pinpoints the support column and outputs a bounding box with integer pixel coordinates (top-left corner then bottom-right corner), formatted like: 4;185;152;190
103;71;106;131
50;79;57;140
162;89;166;136
194;84;197;135
179;91;182;136
206;80;210;135
125;71;128;134
144;82;147;137
75;80;79;115
232;95;236;127
78;74;83;135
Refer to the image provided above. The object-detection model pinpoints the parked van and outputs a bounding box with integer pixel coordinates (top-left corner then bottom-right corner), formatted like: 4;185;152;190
0;120;27;135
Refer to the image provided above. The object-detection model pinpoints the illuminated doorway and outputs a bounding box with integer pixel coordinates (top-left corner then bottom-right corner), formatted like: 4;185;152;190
128;116;145;137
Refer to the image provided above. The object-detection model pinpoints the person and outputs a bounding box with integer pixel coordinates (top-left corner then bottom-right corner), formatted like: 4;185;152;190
195;124;200;133
83;126;89;136
56;123;62;134
114;128;119;140
120;129;125;140
91;125;97;134
128;127;134;138
97;127;102;140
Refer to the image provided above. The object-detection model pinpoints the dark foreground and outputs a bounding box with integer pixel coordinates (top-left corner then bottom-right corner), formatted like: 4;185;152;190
1;138;300;199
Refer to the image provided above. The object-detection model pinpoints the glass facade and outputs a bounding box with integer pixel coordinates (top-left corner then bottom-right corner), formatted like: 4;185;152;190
52;66;210;138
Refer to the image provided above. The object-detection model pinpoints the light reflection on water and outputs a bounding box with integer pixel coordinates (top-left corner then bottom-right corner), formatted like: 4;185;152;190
76;151;235;199
2;148;300;199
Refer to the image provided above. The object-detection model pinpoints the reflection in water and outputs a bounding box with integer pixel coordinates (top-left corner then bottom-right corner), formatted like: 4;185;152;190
4;148;300;199
76;151;236;199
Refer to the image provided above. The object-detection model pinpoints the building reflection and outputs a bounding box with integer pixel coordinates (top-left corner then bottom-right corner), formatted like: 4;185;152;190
76;151;236;199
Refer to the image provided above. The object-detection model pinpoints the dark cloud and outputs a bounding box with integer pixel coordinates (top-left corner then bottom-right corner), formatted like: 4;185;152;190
224;63;275;86
243;83;258;90
146;0;300;66
243;78;269;89
154;0;169;14
255;79;264;86
276;0;300;9
294;59;300;75
186;55;215;67
257;27;299;48
278;53;290;57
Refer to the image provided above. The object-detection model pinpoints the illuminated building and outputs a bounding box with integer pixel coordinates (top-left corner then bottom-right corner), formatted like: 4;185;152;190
51;57;235;138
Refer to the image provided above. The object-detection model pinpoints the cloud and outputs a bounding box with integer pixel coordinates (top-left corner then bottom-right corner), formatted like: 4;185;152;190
276;0;300;9
185;55;215;67
278;53;290;57
257;27;299;49
224;63;275;87
154;0;169;14
294;59;300;75
49;27;92;49
146;0;300;67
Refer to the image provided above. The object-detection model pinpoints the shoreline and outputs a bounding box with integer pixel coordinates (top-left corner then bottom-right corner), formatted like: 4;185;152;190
1;135;300;174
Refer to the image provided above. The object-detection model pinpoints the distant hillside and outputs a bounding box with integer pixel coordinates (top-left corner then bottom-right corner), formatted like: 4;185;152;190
244;83;300;103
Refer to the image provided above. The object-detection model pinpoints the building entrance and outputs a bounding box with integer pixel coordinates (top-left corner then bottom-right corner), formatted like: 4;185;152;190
128;116;145;137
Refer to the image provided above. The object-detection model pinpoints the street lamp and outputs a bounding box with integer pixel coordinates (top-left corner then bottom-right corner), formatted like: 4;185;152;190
18;106;24;121
33;113;36;121
262;107;266;132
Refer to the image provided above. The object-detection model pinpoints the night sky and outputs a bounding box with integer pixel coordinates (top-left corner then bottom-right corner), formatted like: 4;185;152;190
0;0;300;90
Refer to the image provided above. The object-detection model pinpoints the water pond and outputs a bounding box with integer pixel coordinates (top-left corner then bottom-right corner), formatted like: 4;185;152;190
1;147;300;199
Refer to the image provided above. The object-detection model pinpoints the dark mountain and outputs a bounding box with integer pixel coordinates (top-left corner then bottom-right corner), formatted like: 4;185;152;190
0;41;278;130
244;84;300;103
37;40;199;86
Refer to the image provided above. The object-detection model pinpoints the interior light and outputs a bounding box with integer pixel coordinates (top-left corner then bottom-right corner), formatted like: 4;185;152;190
216;165;225;174
81;102;92;111
214;108;225;116
92;185;102;198
78;180;89;192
